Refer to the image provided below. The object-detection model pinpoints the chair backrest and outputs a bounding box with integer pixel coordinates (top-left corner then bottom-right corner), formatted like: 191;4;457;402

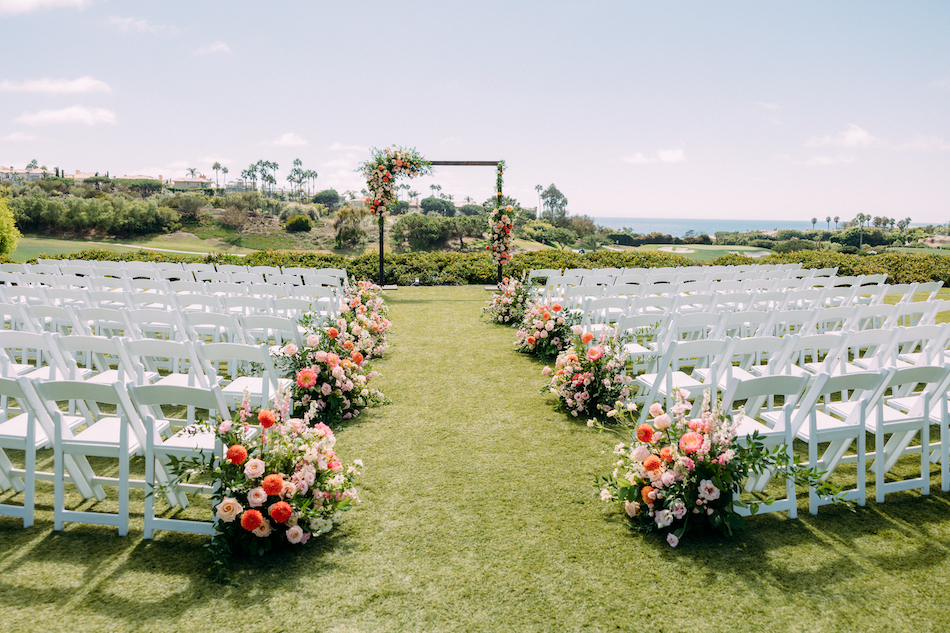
239;314;303;347
55;333;130;381
74;306;133;337
778;332;848;376
528;268;559;283
720;373;810;429
184;311;244;344
118;337;208;387
32;378;145;444
126;308;188;341
129;383;233;427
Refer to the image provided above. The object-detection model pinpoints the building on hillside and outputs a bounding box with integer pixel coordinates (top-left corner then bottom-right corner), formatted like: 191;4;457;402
117;174;161;181
71;170;99;181
225;180;253;193
171;176;214;189
0;166;51;183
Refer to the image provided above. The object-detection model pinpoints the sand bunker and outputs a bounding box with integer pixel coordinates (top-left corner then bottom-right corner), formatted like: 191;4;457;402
658;246;695;254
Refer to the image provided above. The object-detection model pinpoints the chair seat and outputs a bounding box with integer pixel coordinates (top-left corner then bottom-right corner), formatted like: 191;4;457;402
70;417;170;452
161;427;217;452
85;369;158;385
0;414;49;448
622;342;649;355
27;366;92;381
152;373;204;388
734;415;772;438
827;400;912;430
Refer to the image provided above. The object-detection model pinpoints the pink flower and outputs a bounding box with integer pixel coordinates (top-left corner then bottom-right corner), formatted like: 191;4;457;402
667;533;679;548
281;343;298;356
321;383;332;396
660;471;676;487
653;414;672;430
541;366;552;376
679;432;704;454
624;500;640;517
649;403;664;418
247;487;267;508
296;368;318;390
217;420;232;434
654;509;673;528
286;525;305;544
572;324;583;336
306;334;320;348
699;479;720;501
281;481;297;498
586;346;604;361
252;518;272;538
244;458;265;479
631;445;650;461
313;350;328;363
670;499;687;520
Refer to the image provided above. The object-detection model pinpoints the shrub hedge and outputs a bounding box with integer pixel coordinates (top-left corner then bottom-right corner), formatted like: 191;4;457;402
24;248;950;286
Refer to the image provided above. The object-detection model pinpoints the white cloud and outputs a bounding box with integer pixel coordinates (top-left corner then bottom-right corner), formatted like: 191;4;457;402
0;132;35;141
657;148;685;163
194;41;231;55
328;142;365;152
107;16;171;34
15;105;116;126
0;0;89;16
808;123;883;148
756;101;780;110
273;132;307;146
897;134;950;152
0;75;111;94
622;148;685;165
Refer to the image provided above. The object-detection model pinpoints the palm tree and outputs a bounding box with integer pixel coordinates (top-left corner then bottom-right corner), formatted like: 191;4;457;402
186;167;197;178
408;190;419;205
834;215;840;230
212;162;222;187
826;216;831;230
811;217;817;230
221;166;229;190
856;213;867;249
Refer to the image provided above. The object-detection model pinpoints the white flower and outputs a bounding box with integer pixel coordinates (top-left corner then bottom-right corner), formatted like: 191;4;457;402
655;509;674;528
698;479;721;501
600;488;612;501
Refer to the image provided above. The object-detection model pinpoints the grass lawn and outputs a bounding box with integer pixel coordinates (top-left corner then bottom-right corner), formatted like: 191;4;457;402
609;243;773;263
2;287;950;631
12;234;256;262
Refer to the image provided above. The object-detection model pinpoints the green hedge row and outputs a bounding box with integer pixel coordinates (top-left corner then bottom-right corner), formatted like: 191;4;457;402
20;248;950;286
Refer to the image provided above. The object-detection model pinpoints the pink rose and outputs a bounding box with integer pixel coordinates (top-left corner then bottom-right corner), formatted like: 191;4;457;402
654;414;672;430
321;383;332;396
667;533;679;548
215;497;242;522
217;420;232;434
660;471;676;487
281;343;298;356
244;458;265;479
572;324;583;336
286;525;305;544
306;334;320;348
281;481;297;498
649;403;665;418
247;486;267;508
313;350;327;363
624;500;639;517
541;366;552;376
252;519;272;538
631;445;650;461
586;346;604;361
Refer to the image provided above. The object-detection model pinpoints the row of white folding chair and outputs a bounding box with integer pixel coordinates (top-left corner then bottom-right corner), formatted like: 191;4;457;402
0;373;238;537
22;259;348;280
529;263;809;287
0;284;339;318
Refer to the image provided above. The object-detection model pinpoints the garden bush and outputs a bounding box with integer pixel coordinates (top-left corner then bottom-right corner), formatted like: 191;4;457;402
285;215;313;232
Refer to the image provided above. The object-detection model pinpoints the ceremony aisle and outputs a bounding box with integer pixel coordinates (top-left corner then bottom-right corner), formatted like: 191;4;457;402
2;286;950;632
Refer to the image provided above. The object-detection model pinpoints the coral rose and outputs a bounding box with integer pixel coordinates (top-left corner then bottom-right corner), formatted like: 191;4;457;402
636;424;655;444
581;332;594;344
215;497;242;522
240;508;263;531
296;368;318;390
586;346;604;361
226;444;247;465
268;500;293;524
351;351;364;364
262;473;284;496
327;327;339;339
343;340;354;351
552;303;562;312
526;336;536;345
660;446;674;462
641;486;655;505
258;409;276;429
679;432;704;454
643;455;662;473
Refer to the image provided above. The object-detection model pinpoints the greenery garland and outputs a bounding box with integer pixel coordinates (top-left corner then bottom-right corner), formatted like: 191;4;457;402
487;160;513;272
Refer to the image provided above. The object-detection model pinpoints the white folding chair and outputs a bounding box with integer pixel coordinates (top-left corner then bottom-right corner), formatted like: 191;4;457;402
195;342;288;409
239;314;304;347
129;383;233;538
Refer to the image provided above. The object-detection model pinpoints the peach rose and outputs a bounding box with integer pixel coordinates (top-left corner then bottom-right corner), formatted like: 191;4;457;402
247;487;267;508
286;525;305;544
215;497;242;522
244;458;265;479
252;518;272;538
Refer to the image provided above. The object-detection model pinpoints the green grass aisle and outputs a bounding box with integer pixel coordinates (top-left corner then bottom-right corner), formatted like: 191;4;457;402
3;286;950;632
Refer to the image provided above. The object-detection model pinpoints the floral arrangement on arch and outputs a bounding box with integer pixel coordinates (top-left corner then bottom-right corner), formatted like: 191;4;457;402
596;390;847;548
170;396;362;570
483;273;534;325
542;328;635;419
360;145;431;223
514;301;581;360
486;160;513;267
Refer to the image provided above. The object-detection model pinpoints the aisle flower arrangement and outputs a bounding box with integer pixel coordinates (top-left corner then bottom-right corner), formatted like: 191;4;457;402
597;391;847;547
313;280;392;359
272;335;387;426
514;301;581;360
483;274;534;325
542;328;635;419
170;398;362;570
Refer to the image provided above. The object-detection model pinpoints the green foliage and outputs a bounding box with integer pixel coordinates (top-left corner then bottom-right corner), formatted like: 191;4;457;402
458;204;484;216
312;189;341;211
771;239;817;253
285;215;312;232
10;193;179;237
420;196;455;217
518;219;577;247
391;214;448;249
831;226;889;248
0;196;21;255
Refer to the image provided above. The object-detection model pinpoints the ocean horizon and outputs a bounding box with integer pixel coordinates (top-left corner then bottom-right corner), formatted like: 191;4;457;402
592;217;831;237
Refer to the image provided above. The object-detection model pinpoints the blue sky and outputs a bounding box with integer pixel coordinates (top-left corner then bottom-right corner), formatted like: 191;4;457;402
1;0;948;223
